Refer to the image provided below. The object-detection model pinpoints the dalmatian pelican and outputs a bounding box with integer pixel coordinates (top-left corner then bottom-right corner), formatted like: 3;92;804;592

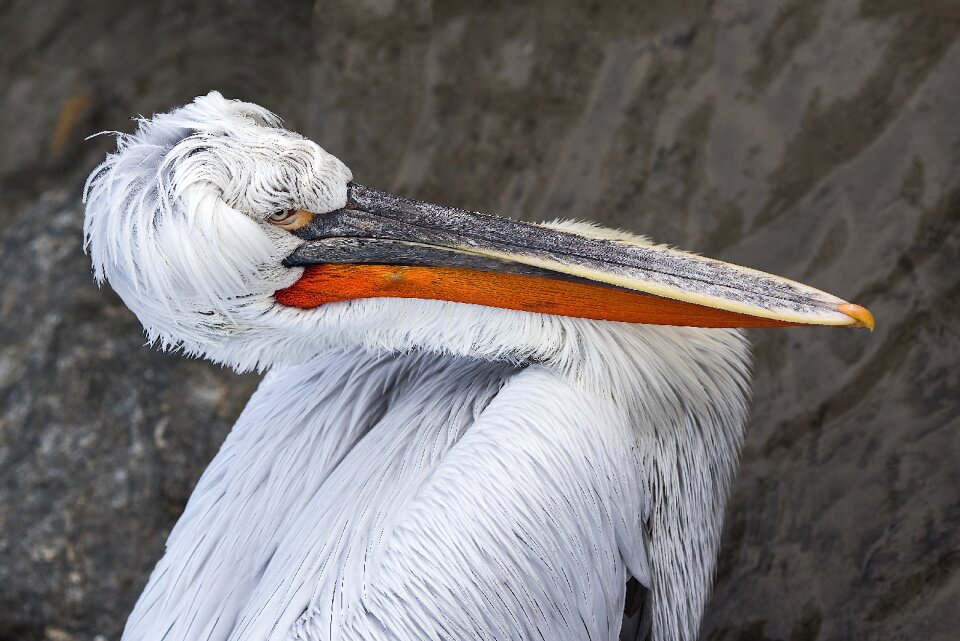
83;92;872;641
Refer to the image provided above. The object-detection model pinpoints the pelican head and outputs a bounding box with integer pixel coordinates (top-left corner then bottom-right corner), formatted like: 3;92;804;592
84;91;871;374
83;92;873;641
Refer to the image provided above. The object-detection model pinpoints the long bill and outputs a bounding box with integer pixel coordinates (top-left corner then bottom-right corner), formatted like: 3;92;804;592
275;183;874;330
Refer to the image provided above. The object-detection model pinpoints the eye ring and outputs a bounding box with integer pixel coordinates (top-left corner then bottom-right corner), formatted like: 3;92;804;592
268;209;314;231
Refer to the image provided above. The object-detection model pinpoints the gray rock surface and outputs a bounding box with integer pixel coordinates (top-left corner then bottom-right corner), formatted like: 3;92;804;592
1;1;957;639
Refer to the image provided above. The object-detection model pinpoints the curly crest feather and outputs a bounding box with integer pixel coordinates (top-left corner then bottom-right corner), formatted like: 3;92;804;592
83;91;351;353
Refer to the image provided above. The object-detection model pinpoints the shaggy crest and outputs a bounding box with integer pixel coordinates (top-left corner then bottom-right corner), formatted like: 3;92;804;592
83;91;352;354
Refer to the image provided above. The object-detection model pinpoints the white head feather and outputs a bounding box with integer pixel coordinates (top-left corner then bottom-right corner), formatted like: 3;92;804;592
84;91;351;362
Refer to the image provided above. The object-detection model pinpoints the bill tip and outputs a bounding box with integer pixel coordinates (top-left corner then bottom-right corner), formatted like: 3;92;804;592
838;303;875;331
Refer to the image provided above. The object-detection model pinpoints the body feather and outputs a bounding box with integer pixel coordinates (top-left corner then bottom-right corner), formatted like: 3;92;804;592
124;322;749;641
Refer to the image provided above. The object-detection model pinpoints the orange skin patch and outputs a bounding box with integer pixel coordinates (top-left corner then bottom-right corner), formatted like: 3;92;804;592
275;264;799;328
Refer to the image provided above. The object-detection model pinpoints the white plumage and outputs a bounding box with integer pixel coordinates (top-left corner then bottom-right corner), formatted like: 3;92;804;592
82;91;829;641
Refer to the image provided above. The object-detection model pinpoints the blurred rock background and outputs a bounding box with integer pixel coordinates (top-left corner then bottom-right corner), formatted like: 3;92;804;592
1;0;958;639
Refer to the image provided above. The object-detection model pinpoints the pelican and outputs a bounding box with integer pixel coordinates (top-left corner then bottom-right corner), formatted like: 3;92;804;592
83;92;873;641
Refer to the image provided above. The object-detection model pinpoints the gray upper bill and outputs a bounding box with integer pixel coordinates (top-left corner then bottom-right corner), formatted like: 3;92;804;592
285;183;852;324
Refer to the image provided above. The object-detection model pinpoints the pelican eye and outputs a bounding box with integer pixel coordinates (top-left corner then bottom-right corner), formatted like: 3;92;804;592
268;209;314;231
269;209;297;223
